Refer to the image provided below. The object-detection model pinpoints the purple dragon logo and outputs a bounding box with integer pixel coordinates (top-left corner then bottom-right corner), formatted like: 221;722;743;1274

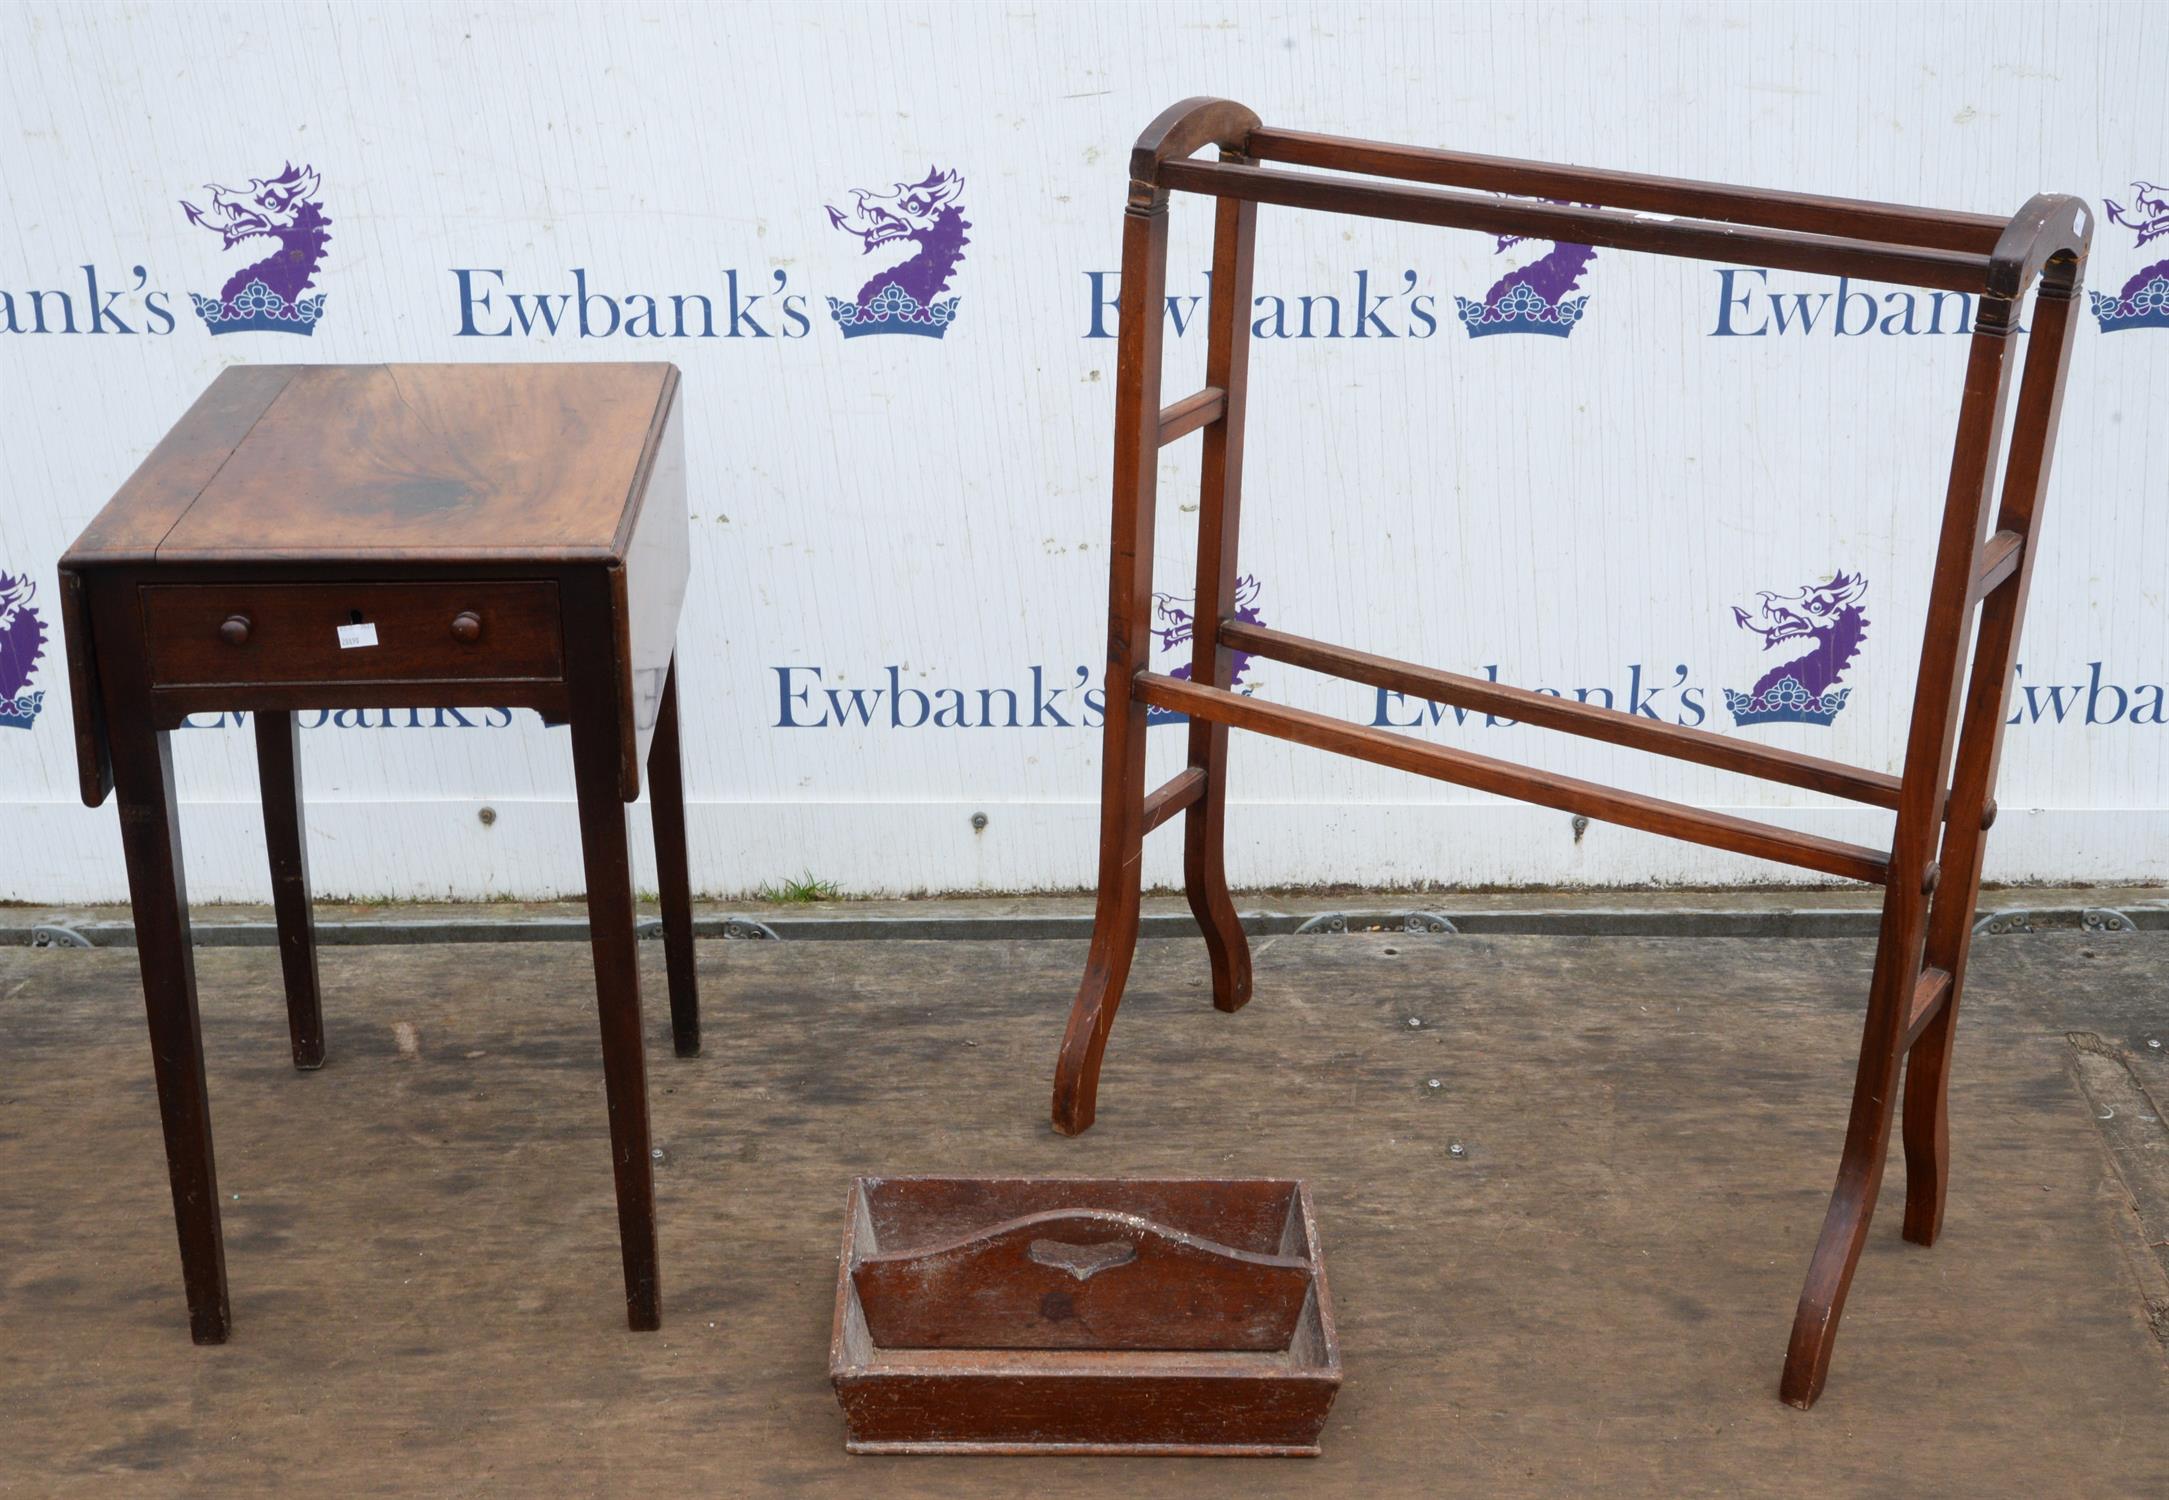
1723;572;1869;727
824;167;970;338
0;572;49;730
2091;179;2169;332
1454;205;1596;338
1146;576;1265;727
180;163;332;334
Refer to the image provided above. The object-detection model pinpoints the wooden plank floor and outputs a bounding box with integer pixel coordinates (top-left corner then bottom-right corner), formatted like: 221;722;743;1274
3;929;2166;1496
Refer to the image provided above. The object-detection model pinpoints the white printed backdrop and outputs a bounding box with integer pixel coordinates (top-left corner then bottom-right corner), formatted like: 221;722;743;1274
1;1;2164;901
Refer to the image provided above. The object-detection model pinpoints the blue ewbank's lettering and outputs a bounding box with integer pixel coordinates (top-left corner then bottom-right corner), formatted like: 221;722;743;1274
513;289;570;336
1088;269;1438;340
577;268;620;337
1034;667;1087;727
1353;270;1416;337
1482;665;1520;727
671;293;715;338
1711;267;1768;336
725;269;768;338
1083;271;1120;339
454;268;510;336
1373;689;1464;729
1767;290;1830;335
1835;278;1878;337
177;707;514;730
88;264;135;334
1712;267;1985;338
2011;670;2080;724
875;666;1016;729
2000;664;2169;726
455;266;809;339
1166;290;1205;337
775;666;1096;729
770;661;2164;735
825;683;881;726
2;265;176;336
1372;666;1703;730
623;293;663;338
28;288;76;333
2086;661;2126;725
775;666;823;727
889;666;929;729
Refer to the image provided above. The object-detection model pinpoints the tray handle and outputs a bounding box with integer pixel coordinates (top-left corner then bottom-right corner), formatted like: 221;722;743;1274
853;1208;1312;1351
1025;1235;1138;1281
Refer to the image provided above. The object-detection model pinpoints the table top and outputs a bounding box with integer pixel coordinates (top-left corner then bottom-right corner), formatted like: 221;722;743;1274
66;362;679;567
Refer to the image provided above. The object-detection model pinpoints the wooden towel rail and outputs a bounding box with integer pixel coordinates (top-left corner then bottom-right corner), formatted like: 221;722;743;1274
1049;98;2091;1410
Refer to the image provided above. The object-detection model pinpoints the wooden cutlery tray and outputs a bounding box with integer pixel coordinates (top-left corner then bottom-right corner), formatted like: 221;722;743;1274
829;1176;1341;1455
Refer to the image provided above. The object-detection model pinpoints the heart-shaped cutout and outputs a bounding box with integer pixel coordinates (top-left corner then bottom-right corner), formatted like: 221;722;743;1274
1027;1237;1138;1282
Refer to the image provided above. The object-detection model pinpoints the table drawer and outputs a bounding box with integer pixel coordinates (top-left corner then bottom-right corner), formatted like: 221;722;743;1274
142;580;563;687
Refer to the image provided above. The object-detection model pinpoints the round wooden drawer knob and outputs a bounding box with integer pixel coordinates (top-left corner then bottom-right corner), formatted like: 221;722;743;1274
219;614;251;646
450;610;483;643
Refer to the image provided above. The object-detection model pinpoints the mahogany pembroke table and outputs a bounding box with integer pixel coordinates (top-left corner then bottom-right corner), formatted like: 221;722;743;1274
60;362;699;1341
1049;99;2090;1408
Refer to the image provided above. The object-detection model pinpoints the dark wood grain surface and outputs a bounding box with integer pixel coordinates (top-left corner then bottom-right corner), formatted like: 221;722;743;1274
64;365;297;565
83;363;676;563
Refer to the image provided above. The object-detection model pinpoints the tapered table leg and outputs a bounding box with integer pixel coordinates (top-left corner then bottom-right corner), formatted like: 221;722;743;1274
254;709;325;1070
646;659;700;1059
568;613;661;1331
111;723;231;1343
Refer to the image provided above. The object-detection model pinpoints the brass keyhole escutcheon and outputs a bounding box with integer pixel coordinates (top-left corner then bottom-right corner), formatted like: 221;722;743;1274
219;614;251;646
450;610;483;644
